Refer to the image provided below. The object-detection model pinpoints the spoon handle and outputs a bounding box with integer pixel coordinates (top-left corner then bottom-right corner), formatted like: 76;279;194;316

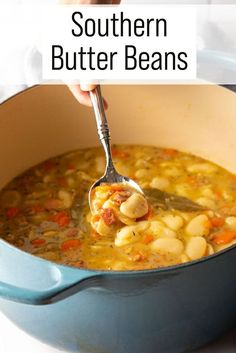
90;85;114;171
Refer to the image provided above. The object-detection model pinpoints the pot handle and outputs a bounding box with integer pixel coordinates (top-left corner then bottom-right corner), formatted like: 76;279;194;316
0;270;101;305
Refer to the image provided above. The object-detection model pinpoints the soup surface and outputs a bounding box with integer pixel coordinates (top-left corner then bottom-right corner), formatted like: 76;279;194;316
1;145;236;271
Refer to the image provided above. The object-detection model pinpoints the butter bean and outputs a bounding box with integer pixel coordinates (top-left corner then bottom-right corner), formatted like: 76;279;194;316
120;193;148;219
187;163;217;174
185;215;209;237
196;197;215;209
206;244;214;256
164;167;181;177
58;190;73;208
149;221;176;238
225;216;236;230
135;169;150;179
175;183;191;197
150;238;184;256
150;176;170;191
162;214;184;231
115;221;149;247
185;236;207;260
95;219;112;236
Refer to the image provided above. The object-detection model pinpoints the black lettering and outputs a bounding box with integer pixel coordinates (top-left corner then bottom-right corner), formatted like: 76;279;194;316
133;18;145;37
85;19;96;37
125;45;137;70
97;52;108;70
139;52;150;70
165;52;176;70
151;51;162;70
65;52;76;70
120;11;132;37
52;45;64;70
156;18;167;37
77;47;87;70
71;12;83;37
177;52;188;70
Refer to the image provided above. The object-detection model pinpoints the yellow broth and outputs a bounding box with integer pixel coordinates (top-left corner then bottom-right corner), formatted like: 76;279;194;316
1;145;236;271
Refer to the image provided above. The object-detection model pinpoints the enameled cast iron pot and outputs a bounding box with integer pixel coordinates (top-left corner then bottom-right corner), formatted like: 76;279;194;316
1;85;236;353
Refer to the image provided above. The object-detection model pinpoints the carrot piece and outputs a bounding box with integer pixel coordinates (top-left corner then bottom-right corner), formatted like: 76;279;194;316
31;238;46;247
212;230;236;245
6;207;20;219
50;211;70;227
142;234;154;244
210;216;225;228
61;239;81;251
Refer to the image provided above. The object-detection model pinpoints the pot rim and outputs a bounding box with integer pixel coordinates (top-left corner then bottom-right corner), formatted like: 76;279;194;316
1;83;236;278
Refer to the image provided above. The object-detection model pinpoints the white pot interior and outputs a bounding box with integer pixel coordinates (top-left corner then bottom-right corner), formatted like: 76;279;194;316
0;84;236;188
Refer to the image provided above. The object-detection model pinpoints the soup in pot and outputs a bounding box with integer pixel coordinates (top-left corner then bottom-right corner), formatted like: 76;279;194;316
1;145;236;270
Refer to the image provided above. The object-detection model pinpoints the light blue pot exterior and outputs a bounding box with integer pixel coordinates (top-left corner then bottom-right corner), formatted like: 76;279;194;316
1;239;236;353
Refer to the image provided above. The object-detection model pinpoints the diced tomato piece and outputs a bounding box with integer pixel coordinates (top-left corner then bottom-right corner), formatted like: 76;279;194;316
6;207;20;219
100;208;117;226
50;211;70;227
31;238;46;247
61;239;81;251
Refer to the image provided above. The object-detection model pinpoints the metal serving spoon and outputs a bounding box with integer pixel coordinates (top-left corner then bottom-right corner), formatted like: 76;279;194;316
89;85;205;214
88;85;143;213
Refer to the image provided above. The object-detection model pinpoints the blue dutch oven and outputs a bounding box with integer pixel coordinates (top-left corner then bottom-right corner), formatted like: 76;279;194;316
1;83;236;353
